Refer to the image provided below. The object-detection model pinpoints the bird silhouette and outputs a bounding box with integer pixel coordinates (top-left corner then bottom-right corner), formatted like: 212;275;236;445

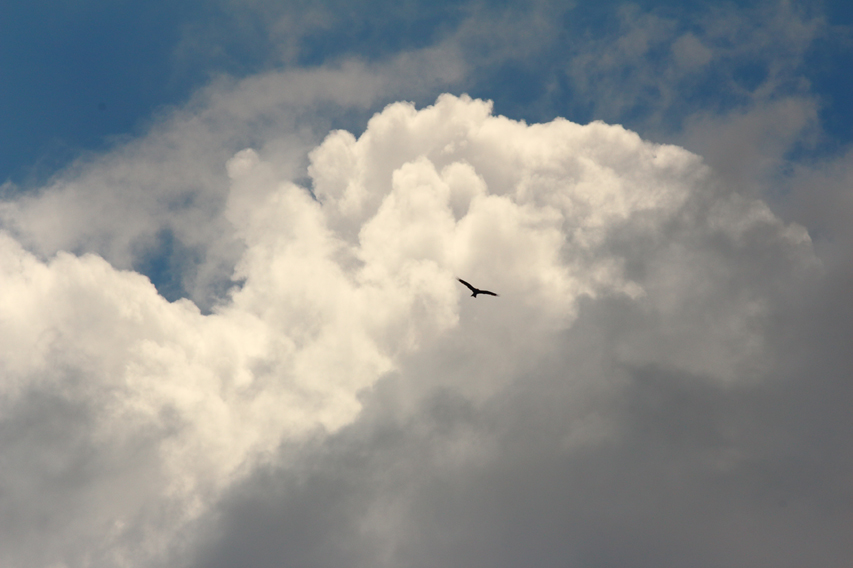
458;278;498;298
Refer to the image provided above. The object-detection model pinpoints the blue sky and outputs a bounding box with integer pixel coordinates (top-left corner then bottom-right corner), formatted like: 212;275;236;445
1;2;852;567
2;0;209;184
5;1;851;186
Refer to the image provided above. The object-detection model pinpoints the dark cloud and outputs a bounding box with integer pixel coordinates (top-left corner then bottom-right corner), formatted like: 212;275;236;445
185;253;852;566
188;290;853;568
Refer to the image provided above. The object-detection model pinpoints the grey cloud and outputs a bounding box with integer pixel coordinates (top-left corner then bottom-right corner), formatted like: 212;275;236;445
185;206;851;566
177;94;850;568
0;385;173;568
188;288;852;568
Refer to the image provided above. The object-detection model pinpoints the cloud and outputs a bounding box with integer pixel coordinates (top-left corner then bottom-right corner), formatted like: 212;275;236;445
3;90;845;568
185;94;849;568
190;93;848;568
0;50;466;309
565;2;825;128
782;147;853;257
3;1;852;566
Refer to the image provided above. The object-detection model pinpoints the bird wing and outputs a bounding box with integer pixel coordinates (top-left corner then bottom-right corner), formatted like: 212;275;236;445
457;278;476;292
479;290;498;297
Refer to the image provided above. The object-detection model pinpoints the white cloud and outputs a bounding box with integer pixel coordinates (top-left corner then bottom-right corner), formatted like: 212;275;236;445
0;50;466;310
2;0;851;565
1;92;833;567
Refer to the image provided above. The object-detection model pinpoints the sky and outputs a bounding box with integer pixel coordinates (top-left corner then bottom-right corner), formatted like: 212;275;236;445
0;1;851;567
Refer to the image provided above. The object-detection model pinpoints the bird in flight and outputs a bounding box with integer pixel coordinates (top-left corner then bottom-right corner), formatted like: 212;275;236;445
458;278;498;298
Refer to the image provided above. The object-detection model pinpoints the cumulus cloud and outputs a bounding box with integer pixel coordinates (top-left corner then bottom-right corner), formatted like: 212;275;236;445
0;49;466;310
186;95;848;568
2;91;846;568
184;97;849;568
